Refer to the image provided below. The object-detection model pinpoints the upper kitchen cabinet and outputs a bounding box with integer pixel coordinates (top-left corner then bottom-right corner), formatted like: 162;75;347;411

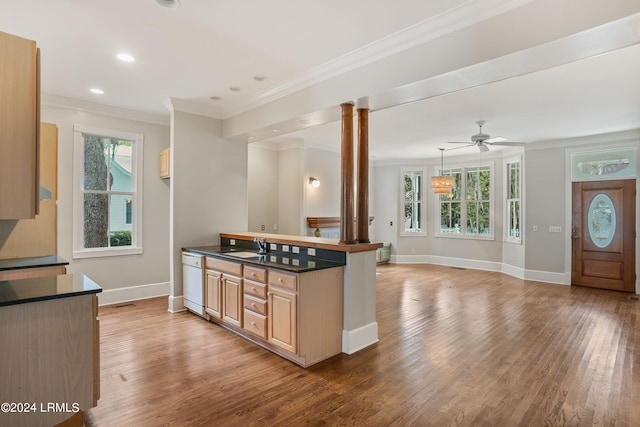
159;147;170;179
0;31;39;219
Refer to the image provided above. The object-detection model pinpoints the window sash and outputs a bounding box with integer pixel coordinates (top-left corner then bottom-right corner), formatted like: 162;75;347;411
436;163;493;239
505;158;522;243
73;125;143;258
401;168;427;236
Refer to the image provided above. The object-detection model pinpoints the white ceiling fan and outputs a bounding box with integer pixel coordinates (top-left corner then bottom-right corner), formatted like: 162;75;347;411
448;120;524;152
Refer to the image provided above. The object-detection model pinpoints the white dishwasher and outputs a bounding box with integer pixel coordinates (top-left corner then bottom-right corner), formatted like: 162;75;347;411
182;252;206;318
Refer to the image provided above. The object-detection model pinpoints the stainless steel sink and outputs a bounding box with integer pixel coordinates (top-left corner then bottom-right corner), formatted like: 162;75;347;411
226;251;259;258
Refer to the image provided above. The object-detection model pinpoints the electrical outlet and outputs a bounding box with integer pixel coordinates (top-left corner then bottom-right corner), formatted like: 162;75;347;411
261;224;265;231
308;248;316;257
532;226;538;232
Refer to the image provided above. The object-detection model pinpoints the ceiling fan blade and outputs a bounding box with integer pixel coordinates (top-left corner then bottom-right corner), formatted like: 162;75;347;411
447;141;473;144
486;136;506;143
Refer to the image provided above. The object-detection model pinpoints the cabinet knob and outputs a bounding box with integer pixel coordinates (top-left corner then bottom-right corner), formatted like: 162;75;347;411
252;287;256;292
251;322;256;327
251;303;256;307
251;272;256;276
278;277;283;282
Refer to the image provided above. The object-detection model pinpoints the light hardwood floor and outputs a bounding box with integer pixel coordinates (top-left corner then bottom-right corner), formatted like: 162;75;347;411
85;264;640;426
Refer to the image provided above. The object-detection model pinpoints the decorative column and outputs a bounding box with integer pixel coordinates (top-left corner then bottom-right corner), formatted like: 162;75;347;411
356;108;370;243
339;103;356;244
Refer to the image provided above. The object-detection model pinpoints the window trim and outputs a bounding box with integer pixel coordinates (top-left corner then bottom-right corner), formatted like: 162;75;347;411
434;161;495;240
399;166;427;237
504;155;523;244
72;124;144;259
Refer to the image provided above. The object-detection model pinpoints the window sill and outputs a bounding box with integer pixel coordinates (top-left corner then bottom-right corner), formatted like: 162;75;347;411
73;246;143;259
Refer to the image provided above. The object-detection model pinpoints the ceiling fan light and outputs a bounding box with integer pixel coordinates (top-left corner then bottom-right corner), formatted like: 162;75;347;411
478;144;490;153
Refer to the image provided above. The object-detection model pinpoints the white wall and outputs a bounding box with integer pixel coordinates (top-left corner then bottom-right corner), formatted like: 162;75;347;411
277;144;304;235
303;147;341;218
41;105;171;299
169;108;248;310
247;144;279;233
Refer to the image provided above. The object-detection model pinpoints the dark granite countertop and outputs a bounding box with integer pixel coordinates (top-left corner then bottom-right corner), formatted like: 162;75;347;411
0;255;69;271
0;273;102;307
183;245;346;273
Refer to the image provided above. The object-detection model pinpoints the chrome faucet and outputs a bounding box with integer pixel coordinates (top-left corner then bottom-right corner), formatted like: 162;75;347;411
253;237;267;254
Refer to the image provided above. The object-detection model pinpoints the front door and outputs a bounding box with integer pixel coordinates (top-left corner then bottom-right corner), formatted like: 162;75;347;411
572;179;635;292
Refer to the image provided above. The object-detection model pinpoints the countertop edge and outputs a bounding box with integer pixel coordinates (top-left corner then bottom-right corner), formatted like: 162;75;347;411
220;232;383;253
0;256;70;271
184;247;346;273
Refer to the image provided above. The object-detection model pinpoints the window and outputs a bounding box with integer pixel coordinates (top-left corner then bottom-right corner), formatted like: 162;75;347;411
437;163;494;239
505;158;522;243
401;167;426;236
73;125;143;258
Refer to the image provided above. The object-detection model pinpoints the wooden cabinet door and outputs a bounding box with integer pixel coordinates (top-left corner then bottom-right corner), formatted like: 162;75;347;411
205;271;222;320
222;275;243;327
0;31;39;219
159;148;170;179
268;287;297;354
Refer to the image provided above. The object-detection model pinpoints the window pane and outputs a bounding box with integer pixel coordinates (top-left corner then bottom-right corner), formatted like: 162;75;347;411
479;201;490;234
83;135;109;191
440;201;461;233
109;140;133;192
403;170;423;233
509;200;520;238
508;162;520;198
84;193;109;248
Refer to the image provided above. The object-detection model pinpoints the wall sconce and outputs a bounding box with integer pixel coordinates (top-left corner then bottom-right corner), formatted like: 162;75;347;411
309;177;320;188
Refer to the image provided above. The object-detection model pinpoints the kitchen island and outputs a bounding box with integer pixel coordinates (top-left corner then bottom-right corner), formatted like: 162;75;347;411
184;232;381;366
0;274;101;427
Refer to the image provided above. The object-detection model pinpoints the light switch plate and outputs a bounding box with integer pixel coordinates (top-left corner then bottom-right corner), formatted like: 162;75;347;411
292;246;300;254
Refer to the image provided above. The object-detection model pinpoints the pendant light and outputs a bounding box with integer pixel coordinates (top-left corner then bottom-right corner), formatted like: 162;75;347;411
431;148;454;194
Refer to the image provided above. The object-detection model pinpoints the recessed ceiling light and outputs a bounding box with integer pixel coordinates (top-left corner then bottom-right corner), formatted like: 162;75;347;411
248;136;256;142
229;87;241;92
116;53;135;62
272;129;279;133
254;75;266;82
90;88;104;95
299;119;310;125
209;96;222;101
154;0;180;8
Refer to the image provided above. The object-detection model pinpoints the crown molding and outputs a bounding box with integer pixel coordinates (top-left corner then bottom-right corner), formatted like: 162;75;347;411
166;97;224;119
41;93;169;126
221;0;535;118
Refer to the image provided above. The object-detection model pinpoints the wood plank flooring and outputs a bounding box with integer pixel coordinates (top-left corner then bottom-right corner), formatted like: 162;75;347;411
85;264;640;426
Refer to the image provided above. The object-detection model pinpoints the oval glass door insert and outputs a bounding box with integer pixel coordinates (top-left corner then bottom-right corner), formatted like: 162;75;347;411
588;193;616;248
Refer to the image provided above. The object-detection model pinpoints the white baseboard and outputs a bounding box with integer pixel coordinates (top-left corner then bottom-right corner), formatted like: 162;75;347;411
342;322;379;355
390;255;567;285
524;269;570;285
168;295;186;313
97;281;170;306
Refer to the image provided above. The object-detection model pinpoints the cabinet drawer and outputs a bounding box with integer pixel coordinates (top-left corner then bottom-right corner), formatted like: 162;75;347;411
268;270;297;291
206;257;242;276
243;265;267;283
243;309;267;340
244;294;267;315
244;280;267;299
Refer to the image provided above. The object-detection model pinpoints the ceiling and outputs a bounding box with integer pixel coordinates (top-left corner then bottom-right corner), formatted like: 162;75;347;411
2;0;639;160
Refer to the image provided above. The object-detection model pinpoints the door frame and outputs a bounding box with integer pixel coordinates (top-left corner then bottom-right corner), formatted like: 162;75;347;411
564;143;640;293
